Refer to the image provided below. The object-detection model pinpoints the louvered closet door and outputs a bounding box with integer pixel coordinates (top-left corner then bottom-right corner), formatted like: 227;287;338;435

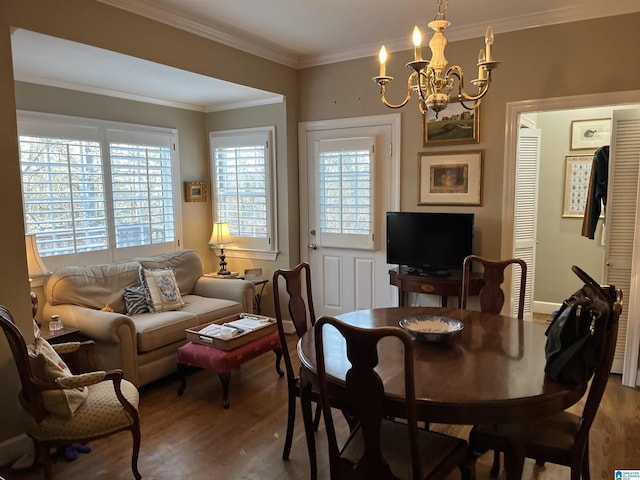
513;129;541;320
606;109;640;379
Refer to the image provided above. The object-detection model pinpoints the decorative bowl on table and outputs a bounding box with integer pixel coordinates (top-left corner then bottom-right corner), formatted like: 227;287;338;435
399;315;464;343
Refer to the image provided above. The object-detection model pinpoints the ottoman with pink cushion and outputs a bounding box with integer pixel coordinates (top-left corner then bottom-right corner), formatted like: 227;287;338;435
177;330;283;408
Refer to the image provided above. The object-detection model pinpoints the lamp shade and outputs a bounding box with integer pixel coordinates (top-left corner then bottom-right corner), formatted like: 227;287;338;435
209;222;231;246
25;234;49;278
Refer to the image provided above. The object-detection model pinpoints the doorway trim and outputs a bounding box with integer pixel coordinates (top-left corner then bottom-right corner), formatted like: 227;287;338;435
500;90;640;387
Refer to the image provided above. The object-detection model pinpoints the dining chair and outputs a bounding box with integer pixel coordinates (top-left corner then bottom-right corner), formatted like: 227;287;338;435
0;305;141;479
272;262;322;462
460;255;527;320
468;288;623;479
315;315;472;480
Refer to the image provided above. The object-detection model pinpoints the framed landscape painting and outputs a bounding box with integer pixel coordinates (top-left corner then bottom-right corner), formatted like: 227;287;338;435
419;151;483;205
423;101;479;146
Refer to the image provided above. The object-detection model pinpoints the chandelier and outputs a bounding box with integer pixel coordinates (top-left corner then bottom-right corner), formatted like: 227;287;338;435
372;0;499;117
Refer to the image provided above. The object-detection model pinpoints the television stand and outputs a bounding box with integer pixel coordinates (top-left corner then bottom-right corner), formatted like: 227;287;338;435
414;269;451;277
389;268;484;308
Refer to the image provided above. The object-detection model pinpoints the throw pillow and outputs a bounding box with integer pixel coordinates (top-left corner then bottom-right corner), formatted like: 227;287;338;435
27;336;88;417
123;285;150;315
139;267;184;312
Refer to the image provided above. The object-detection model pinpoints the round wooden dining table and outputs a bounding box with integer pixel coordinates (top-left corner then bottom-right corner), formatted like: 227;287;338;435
297;306;587;480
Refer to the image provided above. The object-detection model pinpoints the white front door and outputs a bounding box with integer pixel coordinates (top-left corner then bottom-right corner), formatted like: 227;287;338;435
299;115;400;317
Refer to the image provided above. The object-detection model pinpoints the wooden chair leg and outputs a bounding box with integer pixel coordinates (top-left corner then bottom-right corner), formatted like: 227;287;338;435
130;426;142;480
273;348;284;377
300;380;317;480
313;403;321;430
490;449;501;477
37;441;53;480
581;441;590;480
282;386;296;460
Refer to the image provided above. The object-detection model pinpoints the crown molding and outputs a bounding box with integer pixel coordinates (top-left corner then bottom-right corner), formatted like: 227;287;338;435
99;0;640;68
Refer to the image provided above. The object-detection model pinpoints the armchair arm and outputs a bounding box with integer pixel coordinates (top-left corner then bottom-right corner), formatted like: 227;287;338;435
56;368;139;422
56;371;107;389
193;277;255;313
43;304;138;385
51;341;82;355
53;340;100;372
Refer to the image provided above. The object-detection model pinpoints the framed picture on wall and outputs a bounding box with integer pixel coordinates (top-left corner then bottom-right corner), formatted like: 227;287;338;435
184;181;207;202
423;101;479;146
562;155;594;217
418;151;483;205
570;118;611;151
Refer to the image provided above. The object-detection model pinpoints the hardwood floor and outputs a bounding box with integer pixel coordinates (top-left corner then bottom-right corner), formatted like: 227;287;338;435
2;334;639;480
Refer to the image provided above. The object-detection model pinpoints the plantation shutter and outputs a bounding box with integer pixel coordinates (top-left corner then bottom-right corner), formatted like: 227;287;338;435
513;129;541;319
606;109;640;379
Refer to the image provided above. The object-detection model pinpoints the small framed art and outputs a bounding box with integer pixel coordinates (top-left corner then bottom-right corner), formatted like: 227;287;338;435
423;101;479;146
570;118;611;151
184;181;207;202
419;151;483;205
562;155;594;217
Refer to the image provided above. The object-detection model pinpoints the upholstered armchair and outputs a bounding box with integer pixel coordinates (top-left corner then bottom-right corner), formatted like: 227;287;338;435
0;305;141;479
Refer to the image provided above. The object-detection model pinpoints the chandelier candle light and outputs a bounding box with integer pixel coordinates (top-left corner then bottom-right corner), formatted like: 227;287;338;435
209;221;232;276
372;0;499;117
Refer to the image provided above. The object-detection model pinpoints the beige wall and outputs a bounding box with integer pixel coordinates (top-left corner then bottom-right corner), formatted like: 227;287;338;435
1;0;639;443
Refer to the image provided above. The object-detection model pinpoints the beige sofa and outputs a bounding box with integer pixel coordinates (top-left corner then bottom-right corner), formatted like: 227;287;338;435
43;250;255;387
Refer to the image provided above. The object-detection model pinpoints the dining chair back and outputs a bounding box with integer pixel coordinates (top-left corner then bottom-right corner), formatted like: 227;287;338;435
315;315;471;480
460;255;527;319
272;262;320;461
0;305;141;479
469;288;623;479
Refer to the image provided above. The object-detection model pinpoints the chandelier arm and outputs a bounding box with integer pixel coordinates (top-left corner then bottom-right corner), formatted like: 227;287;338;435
446;65;491;103
379;71;418;109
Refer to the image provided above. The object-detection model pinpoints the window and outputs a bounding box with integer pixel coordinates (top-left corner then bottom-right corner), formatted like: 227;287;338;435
210;127;277;260
316;137;375;250
18;112;181;268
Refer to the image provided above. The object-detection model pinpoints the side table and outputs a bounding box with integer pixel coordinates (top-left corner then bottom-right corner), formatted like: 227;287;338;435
39;324;86;344
248;279;268;314
203;274;268;314
389;268;484;307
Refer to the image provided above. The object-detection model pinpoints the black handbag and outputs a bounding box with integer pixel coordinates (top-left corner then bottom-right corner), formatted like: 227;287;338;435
544;266;615;385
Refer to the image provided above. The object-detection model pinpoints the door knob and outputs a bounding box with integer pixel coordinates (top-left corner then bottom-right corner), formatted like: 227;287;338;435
308;243;317;250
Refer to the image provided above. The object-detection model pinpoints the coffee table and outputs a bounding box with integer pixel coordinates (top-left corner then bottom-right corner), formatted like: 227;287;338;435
177;328;283;408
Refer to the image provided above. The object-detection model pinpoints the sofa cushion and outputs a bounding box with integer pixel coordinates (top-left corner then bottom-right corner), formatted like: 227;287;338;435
181;295;244;325
124;285;150;315
133;310;200;353
135;250;203;296
46;261;141;313
139;267;184;312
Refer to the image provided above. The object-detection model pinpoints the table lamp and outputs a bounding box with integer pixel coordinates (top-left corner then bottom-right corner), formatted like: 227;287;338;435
209;222;232;275
25;234;50;322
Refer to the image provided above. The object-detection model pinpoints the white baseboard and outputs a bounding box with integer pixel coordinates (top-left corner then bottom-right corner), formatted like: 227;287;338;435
0;434;32;469
533;301;561;316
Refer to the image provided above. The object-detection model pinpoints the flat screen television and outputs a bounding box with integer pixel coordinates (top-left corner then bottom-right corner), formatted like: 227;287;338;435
386;212;474;275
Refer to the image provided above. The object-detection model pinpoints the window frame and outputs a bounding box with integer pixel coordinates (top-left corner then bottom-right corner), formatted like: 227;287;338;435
209;126;278;261
17;110;183;270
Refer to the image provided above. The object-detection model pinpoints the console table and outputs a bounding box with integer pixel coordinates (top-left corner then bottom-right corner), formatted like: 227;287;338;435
388;268;484;307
